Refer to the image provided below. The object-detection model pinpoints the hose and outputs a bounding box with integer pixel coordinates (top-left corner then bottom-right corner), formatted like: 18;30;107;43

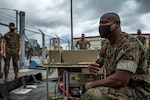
58;71;73;100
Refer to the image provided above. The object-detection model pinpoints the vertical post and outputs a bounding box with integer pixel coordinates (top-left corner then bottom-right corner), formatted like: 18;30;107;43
70;0;74;50
15;10;19;32
58;38;60;50
68;39;70;50
65;71;69;93
42;33;45;64
50;38;51;50
55;35;60;50
19;11;25;68
63;72;66;96
39;30;46;64
52;38;56;50
46;67;49;100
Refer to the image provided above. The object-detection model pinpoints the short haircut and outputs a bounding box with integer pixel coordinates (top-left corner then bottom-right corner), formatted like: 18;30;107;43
9;22;15;26
137;29;141;31
101;12;120;22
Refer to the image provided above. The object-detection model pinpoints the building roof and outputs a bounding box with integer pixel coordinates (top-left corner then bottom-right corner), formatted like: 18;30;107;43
73;33;150;40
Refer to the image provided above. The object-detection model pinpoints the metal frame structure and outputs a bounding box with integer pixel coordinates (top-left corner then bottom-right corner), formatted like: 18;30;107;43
44;64;89;100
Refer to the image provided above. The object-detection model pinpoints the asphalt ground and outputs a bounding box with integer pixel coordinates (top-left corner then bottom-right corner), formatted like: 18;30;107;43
0;56;59;100
0;68;59;100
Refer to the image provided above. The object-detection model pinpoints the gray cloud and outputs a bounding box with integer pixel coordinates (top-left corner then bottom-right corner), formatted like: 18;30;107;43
134;0;150;14
0;0;150;47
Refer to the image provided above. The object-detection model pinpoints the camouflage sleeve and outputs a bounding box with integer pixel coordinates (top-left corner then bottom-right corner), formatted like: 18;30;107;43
76;41;79;45
116;60;137;74
87;40;90;45
99;42;108;65
19;37;22;41
115;38;143;74
143;36;146;41
18;33;22;41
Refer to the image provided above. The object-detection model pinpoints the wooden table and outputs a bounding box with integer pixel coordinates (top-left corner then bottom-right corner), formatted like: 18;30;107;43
43;64;89;100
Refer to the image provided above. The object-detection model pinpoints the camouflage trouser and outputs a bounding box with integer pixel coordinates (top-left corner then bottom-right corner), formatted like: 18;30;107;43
27;54;32;60
4;54;19;74
84;86;146;100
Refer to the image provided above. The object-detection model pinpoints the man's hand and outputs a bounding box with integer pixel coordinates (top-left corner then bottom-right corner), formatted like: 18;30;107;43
0;51;3;56
18;51;21;56
85;82;93;91
3;53;6;58
88;59;101;75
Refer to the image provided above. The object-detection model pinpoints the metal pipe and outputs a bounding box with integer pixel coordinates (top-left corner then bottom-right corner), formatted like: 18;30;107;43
70;0;74;50
46;67;49;100
39;29;46;64
15;10;19;32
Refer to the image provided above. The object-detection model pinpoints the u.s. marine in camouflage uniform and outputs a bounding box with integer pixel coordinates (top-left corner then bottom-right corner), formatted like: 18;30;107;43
76;34;91;49
100;39;108;55
147;37;150;66
26;45;33;60
84;13;150;100
0;33;3;78
137;29;147;50
3;22;22;82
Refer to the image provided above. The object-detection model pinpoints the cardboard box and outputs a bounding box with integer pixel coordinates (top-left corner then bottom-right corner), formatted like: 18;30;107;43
49;50;62;63
62;50;99;64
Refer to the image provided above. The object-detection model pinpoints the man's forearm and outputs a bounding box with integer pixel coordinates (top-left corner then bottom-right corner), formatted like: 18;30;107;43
88;44;91;48
19;41;22;53
90;70;131;88
91;77;124;88
76;44;79;49
3;43;6;54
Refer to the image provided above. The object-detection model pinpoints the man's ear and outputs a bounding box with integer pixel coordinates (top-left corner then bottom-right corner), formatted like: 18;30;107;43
115;21;120;27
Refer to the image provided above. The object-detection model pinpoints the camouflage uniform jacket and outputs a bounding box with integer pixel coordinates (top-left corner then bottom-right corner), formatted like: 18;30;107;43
137;35;146;46
27;47;33;56
76;39;90;49
99;32;150;97
4;31;21;54
101;39;108;47
0;33;3;51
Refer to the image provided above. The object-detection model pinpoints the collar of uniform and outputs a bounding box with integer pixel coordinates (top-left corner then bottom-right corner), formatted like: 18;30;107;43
81;38;85;41
110;32;123;47
8;32;16;35
9;31;15;33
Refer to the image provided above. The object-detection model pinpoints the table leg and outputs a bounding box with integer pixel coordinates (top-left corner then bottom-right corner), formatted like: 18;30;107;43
46;67;49;100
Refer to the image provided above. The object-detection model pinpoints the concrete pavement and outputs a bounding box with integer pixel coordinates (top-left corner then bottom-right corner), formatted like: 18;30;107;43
0;56;59;100
0;56;48;83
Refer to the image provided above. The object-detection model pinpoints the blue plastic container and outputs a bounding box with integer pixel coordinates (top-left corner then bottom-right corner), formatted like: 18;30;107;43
29;60;38;69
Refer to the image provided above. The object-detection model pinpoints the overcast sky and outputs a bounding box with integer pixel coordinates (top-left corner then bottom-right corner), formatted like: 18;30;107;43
0;0;150;47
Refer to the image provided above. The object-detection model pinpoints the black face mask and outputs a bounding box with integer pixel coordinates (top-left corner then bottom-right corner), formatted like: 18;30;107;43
10;29;15;32
137;32;141;35
99;22;116;38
